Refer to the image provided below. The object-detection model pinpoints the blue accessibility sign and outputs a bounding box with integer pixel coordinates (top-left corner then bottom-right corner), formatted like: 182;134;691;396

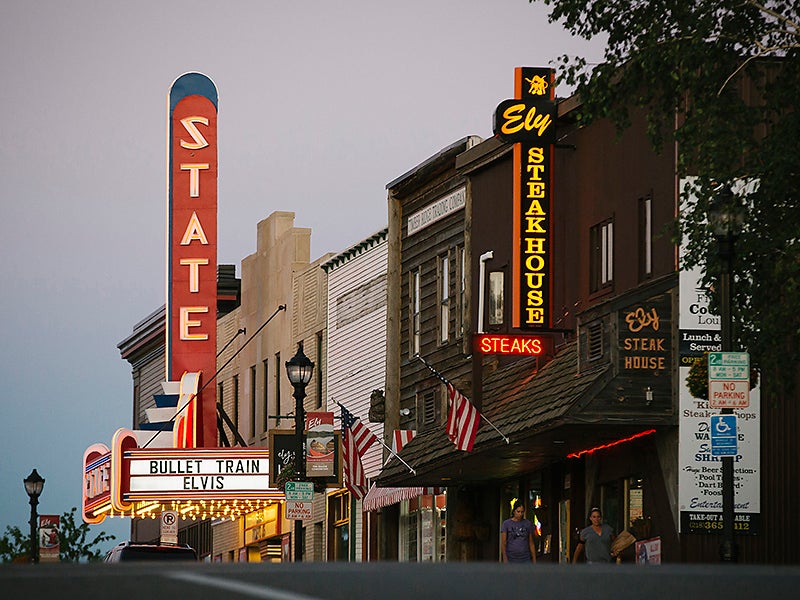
710;415;738;456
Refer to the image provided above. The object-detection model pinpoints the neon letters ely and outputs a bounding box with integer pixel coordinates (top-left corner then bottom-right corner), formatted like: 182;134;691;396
494;68;556;329
168;73;218;447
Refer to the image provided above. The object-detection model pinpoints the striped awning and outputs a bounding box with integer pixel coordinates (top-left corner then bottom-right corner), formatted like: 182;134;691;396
362;485;443;512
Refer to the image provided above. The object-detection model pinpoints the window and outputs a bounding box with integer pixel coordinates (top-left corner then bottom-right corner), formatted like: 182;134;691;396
233;375;239;431
488;271;504;326
456;246;466;339
639;195;652;280
316;331;323;409
250;365;257;438
218;382;225;442
262;359;269;432
439;253;450;344
327;491;350;561
590;218;614;293
400;493;447;562
410;269;421;356
274;353;281;427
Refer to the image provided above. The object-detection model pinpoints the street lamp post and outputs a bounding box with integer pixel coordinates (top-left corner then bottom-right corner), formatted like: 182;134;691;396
23;469;45;564
285;342;314;563
709;185;742;563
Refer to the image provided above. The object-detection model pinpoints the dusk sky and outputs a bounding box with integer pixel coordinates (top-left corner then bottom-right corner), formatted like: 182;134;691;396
0;1;604;551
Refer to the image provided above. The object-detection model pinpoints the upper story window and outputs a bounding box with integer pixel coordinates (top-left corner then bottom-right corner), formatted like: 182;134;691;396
639;195;653;280
456;246;466;339
439;253;450;344
590;218;614;293
410;268;421;357
488;271;504;326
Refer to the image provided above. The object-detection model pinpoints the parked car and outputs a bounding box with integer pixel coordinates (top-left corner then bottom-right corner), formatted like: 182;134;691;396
104;542;198;562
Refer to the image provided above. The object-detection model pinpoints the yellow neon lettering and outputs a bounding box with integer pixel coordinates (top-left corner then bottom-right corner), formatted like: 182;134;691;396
180;163;210;197
527;147;544;163
501;104;526;135
180;212;209;245
525;255;545;271
525;217;546;233
524;238;546;253
179;116;210;150
180;258;210;292
180;306;209;340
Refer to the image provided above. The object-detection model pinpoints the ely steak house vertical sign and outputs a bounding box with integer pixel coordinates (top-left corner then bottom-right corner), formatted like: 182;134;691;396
168;73;218;448
494;67;557;329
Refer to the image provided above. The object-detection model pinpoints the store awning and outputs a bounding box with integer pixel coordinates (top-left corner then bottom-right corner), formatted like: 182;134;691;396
363;485;445;512
377;340;656;486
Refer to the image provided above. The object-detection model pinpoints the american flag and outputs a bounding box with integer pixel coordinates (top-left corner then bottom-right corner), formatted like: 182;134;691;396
446;382;480;452
339;404;378;500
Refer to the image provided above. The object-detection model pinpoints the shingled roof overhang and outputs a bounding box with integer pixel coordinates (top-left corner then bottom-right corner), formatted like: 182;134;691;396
377;341;667;487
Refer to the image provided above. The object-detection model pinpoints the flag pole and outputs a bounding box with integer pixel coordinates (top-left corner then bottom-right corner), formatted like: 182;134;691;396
335;401;416;475
415;354;510;445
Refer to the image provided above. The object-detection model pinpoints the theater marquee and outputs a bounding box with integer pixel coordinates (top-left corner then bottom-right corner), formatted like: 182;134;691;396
82;429;283;524
494;67;557;330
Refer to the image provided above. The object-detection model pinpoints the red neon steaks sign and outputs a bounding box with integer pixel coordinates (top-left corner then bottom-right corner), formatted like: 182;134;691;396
474;334;547;356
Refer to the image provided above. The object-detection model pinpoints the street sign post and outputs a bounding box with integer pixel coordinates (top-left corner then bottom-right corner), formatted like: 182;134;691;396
284;481;314;520
711;415;738;457
284;481;314;501
285;500;313;520
708;351;750;408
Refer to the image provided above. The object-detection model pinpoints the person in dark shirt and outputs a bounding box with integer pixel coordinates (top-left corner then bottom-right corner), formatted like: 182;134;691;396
501;501;537;563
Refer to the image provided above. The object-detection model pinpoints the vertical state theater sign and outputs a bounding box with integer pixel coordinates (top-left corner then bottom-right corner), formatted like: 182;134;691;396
168;73;218;448
494;67;557;329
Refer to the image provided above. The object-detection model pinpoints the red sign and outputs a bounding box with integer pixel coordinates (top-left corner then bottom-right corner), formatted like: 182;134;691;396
495;67;556;329
473;334;550;356
306;412;335;477
38;515;60;562
168;73;218;447
82;443;111;524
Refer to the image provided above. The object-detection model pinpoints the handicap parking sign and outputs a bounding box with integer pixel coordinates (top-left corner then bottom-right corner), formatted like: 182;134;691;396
710;415;738;456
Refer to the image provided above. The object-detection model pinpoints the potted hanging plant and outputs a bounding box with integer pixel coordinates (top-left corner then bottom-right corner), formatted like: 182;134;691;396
685;352;759;400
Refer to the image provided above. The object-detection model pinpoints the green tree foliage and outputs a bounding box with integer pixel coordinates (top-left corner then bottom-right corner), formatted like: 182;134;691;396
0;507;115;563
533;0;800;390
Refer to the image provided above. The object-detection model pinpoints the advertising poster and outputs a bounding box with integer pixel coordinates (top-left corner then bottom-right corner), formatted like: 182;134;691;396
306;412;335;477
678;262;761;534
635;537;661;565
38;515;60;562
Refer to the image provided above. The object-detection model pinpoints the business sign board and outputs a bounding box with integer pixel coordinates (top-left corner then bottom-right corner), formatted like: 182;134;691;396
407;186;466;236
494;67;556;330
473;334;550;356
82;444;112;524
167;72;218;448
677;197;760;534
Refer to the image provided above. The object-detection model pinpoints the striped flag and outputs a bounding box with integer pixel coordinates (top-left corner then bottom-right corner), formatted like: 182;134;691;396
339;404;378;500
446;382;480;452
392;429;417;454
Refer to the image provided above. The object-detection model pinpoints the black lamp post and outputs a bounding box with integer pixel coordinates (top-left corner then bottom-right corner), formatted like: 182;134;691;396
708;185;743;563
285;342;314;563
23;469;45;564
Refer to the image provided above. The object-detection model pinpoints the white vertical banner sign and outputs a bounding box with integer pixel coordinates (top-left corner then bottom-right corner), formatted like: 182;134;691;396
678;180;761;535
